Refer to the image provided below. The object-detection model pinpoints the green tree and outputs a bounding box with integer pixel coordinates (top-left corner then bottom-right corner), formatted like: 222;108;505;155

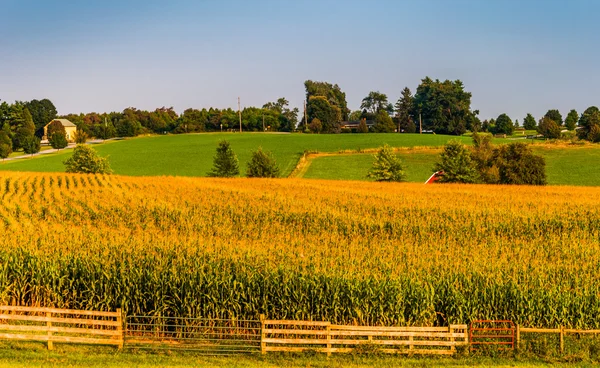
578;106;600;141
494;113;514;135
373;110;396;133
357;119;369;133
22;135;41;156
565;109;578;131
309;118;322;134
0;128;12;156
412;77;474;135
493;143;546;185
73;129;89;144
537;116;561;139
64;144;112;174
544;109;563;126
523;113;537;130
246;147;280;178
304;80;349;121
207;140;239;177
582;110;600;142
433;140;479;183
470;133;499;184
24;99;57;132
395;87;414;133
348;110;363;121
367;144;406;182
47;120;68;150
361;91;389;114
306;96;342;133
0;143;10;160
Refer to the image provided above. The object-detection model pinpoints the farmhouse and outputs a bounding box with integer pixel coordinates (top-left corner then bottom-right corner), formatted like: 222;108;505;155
43;119;77;142
341;120;375;130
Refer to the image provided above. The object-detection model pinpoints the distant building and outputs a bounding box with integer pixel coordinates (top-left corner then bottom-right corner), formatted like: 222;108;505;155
341;120;375;130
43;119;77;142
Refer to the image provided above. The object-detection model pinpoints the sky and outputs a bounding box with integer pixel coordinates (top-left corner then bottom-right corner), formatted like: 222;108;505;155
1;0;600;121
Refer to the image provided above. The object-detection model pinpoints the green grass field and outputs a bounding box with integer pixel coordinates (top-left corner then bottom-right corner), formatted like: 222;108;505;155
303;145;600;186
0;133;471;177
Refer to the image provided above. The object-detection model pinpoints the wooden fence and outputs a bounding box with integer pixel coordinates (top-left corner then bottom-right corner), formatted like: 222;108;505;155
0;306;123;349
260;317;468;356
517;325;600;354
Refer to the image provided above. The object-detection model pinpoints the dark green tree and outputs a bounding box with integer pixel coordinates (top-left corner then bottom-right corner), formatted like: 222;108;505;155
578;106;600;141
22;135;41;156
395;87;414;133
523;113;537;130
0;143;10;160
246;147;280;178
367;144;406;182
207;140;239;177
64;144;112;174
544;109;563;126
373;110;396;133
565;109;578;131
361;91;389;114
47;120;68;150
537;116;561;139
304;80;349;121
309;118;322;134
433;140;479;183
494;113;514;135
306;96;342;133
412;77;474;135
24;99;57;132
493;143;546;185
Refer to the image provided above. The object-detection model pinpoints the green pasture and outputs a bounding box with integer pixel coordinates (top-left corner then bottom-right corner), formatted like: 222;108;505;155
303;145;600;186
0;133;470;177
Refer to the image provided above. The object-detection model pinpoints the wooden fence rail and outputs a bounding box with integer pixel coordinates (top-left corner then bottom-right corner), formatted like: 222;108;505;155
517;326;600;354
0;306;123;349
260;316;468;356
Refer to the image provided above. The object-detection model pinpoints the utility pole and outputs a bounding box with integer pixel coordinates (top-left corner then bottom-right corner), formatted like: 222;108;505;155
262;113;265;131
304;100;308;131
419;113;422;134
238;97;242;133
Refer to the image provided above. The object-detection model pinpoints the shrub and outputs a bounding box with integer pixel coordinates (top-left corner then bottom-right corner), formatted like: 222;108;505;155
22;136;41;156
357;119;369;133
49;132;68;150
367;144;406;182
246;147;280;178
373;111;396;133
73;130;89;144
207;140;239;177
340;127;352;134
493;142;546;185
537;117;561;139
0;143;10;160
434;140;479;183
64;144;112;174
309;118;322;134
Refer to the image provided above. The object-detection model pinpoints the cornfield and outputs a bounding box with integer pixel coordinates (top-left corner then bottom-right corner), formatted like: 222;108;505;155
1;172;599;328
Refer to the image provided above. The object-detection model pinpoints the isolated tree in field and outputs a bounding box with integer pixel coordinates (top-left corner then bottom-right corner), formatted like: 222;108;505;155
357;119;369;133
73;129;89;144
373;110;396;133
64;144;112;174
246;147;280;178
565;109;578;131
544;109;563;126
434;140;479;183
493;142;546;185
494;113;514;135
22;136;41;156
537;116;561;139
367;144;406;182
207;140;239;177
47;120;68;150
523;113;537;130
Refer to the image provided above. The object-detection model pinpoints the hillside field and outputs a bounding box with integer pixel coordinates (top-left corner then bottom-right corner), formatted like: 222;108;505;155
303;145;600;186
0;133;471;177
1;172;600;328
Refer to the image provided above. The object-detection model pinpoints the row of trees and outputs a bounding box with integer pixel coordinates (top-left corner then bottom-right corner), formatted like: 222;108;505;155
208;141;280;178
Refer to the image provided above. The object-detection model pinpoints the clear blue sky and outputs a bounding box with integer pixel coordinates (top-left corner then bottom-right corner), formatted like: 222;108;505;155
1;0;599;122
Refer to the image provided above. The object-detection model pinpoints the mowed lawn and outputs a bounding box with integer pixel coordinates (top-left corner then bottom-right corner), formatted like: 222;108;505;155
0;133;470;177
303;145;600;186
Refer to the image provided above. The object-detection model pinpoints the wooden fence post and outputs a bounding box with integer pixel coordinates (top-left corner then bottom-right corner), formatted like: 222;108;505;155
46;311;53;350
560;326;564;354
326;322;331;357
449;325;455;353
260;314;266;355
116;308;123;350
516;325;520;350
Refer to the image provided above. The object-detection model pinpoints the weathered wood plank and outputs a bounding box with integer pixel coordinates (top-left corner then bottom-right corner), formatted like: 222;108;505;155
329;330;467;338
330;325;447;332
264;346;328;353
264;320;330;327
263;337;327;345
329;339;463;347
0;324;121;336
0;314;119;327
519;328;560;333
263;329;329;336
0;306;119;318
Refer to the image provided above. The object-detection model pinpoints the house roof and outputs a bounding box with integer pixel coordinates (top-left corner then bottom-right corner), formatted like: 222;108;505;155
46;119;76;128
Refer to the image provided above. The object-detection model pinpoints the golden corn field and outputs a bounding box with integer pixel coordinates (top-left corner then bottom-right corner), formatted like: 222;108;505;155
1;171;599;328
